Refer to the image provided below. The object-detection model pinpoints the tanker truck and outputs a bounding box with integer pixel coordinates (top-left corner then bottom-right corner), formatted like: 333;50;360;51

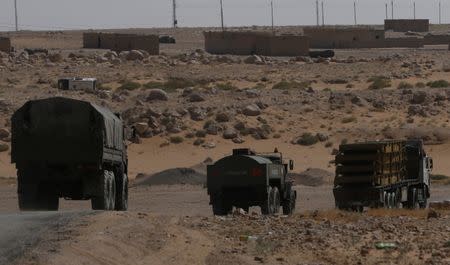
333;140;432;211
207;148;296;216
11;97;128;211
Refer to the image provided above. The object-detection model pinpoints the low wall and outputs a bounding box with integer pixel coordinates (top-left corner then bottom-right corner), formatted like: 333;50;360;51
303;27;385;49
83;32;159;54
384;19;429;32
423;34;450;45
204;31;309;56
0;37;11;52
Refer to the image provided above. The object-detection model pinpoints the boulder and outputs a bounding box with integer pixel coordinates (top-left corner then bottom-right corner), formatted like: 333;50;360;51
244;55;263;64
48;53;63;63
126;50;145;61
189;92;205;102
223;128;238;139
0;128;10;139
147;89;168;101
411;91;427;104
0;141;9;152
215;112;230;123
189;107;206;121
134;122;149;136
242;104;261;116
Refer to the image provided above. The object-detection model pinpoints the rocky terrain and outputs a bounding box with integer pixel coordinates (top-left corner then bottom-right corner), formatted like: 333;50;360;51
0;27;449;265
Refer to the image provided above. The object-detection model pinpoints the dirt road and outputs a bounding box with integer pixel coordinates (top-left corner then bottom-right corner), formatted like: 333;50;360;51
0;211;90;265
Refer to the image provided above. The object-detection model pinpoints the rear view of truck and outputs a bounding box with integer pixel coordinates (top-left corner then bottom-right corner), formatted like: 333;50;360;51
11;97;128;211
333;140;432;211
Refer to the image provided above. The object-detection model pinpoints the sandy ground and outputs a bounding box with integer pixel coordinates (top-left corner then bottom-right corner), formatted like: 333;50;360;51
1;26;450;264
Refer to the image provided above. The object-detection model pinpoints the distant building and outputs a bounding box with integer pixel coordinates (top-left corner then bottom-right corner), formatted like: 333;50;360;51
83;32;159;54
204;31;310;57
0;37;11;52
384;19;429;32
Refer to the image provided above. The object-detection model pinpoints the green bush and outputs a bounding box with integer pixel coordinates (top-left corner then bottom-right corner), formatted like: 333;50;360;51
216;82;237;90
118;81;141;91
296;133;319;146
368;76;391;90
272;80;310;90
397;81;413;89
415;82;426;88
426;80;450;88
143;81;164;89
169;136;184;144
341;116;357;123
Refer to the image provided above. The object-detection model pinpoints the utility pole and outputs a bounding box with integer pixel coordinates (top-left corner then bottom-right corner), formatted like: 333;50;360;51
220;0;224;31
391;0;394;19
172;0;177;28
413;2;416;19
321;2;324;26
14;0;18;31
316;0;319;26
353;1;357;25
439;2;442;24
385;3;388;20
271;1;274;34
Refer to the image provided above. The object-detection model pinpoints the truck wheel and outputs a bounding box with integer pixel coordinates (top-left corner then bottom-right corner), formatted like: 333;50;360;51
115;172;128;211
272;187;281;214
91;170;116;210
261;187;273;215
17;169;59;211
418;188;427;209
411;188;420;209
383;192;389;208
283;190;296;215
212;199;232;216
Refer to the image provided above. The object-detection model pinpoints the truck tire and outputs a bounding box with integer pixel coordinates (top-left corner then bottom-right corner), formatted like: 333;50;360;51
383;192;389;208
418;188;427;209
115;171;128;211
212;199;232;216
283;190;296;215
272;187;281;214
261;187;273;215
17;168;59;211
91;170;116;210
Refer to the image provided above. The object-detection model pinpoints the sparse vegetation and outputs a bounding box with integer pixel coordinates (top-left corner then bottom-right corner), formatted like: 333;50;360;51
397;81;413;89
118;81;141;91
426;80;450;88
143;81;164;89
216;82;237;90
296;133;319;146
272;80;310;90
368;76;391;90
415;82;426;88
341;116;357;124
325;141;333;148
169;136;184;144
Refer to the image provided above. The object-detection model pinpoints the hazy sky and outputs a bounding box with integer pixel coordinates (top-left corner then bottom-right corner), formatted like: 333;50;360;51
0;0;448;31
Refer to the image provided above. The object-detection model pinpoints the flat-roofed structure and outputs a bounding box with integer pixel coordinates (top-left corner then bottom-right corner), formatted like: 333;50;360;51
83;32;159;54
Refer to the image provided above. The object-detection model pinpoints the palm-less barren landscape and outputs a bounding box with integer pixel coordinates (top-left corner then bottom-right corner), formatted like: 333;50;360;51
0;26;449;265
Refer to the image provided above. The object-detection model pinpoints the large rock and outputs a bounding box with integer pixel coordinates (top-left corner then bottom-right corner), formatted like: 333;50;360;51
0;128;10;139
147;89;168;101
189;107;206;121
0;141;9;152
411;91;427;104
126;50;145;61
134;122;149;136
48;53;63;63
188;92;205;102
222;128;238;139
244;55;263;64
215;112;230;123
242;104;261;116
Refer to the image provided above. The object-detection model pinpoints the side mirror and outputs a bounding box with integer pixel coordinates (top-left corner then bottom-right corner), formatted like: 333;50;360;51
289;160;294;171
429;158;433;170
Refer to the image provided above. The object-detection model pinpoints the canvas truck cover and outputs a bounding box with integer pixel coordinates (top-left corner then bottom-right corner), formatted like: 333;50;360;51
11;97;123;165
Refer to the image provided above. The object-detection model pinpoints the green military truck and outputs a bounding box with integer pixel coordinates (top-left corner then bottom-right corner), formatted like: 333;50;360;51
333;140;432;211
11;97;128;211
207;148;296;215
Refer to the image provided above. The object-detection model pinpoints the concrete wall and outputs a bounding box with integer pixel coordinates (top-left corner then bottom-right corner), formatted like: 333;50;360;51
303;27;385;49
384;19;429;32
204;31;309;56
0;37;11;52
423;34;450;45
83;32;159;54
